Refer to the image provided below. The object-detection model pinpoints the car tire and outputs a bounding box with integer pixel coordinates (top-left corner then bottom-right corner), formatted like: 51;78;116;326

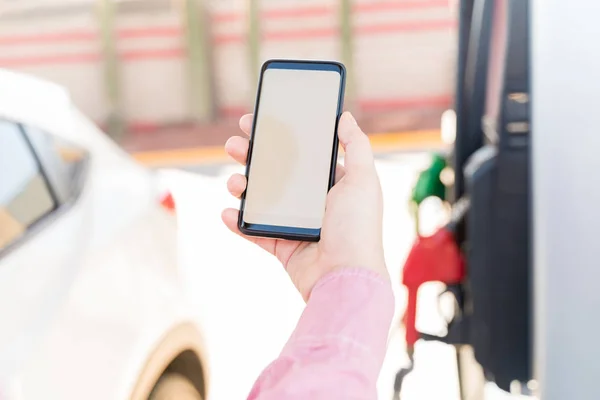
149;372;203;400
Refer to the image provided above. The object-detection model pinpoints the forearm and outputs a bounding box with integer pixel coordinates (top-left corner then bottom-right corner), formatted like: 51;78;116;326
248;268;395;400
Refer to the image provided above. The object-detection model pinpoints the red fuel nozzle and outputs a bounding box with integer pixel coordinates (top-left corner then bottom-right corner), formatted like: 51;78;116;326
402;227;466;348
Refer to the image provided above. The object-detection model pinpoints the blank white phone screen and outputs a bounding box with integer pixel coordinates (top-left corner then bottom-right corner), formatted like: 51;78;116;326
243;67;341;229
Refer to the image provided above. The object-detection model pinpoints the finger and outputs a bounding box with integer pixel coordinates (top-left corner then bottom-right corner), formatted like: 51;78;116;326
224;136;249;165
227;173;247;198
334;162;346;184
337;112;375;174
239;114;254;136
221;208;276;254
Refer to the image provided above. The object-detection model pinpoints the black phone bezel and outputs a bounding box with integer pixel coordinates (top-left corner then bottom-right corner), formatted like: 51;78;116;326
238;59;346;242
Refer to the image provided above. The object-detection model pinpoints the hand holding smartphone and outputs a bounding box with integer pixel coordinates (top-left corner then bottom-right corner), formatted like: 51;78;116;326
238;60;346;241
223;77;388;299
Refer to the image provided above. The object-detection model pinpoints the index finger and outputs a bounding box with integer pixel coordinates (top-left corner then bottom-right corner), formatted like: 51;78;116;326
239;114;253;136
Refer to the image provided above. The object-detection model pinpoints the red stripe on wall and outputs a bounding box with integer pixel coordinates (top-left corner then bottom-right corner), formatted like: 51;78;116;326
214;19;454;45
213;33;245;45
0;48;187;66
0;19;456;65
212;5;334;23
262;5;335;19
0;2;454;47
0;31;96;46
211;1;447;23
353;0;450;13
356;19;457;35
0;26;181;46
0;53;100;67
214;28;337;44
264;27;338;41
0;17;456;66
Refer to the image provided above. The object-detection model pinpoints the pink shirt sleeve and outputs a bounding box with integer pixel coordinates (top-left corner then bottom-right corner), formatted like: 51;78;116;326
247;268;395;400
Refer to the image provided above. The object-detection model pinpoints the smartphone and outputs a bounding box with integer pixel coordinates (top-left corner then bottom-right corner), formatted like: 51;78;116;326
238;59;346;242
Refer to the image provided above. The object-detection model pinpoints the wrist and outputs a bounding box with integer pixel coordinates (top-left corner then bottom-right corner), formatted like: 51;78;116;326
284;268;395;375
312;267;390;292
326;258;389;286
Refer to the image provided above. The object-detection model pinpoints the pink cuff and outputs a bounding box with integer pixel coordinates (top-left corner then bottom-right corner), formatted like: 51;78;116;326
281;268;395;380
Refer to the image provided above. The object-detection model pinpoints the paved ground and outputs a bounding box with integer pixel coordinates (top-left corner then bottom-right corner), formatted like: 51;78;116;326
158;152;525;400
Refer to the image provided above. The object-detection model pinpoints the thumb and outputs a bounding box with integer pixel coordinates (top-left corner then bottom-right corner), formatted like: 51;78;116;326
337;112;375;174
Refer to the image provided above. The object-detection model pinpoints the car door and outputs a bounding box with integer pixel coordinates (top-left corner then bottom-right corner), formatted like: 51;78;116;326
0;119;90;382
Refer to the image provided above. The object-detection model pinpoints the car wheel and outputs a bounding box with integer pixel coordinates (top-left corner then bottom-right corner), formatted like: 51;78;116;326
149;372;203;400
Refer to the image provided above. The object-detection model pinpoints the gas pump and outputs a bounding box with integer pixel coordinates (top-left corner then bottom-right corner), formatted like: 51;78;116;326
393;0;532;398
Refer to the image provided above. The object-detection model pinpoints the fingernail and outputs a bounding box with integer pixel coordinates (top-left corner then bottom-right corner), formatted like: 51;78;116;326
342;111;357;125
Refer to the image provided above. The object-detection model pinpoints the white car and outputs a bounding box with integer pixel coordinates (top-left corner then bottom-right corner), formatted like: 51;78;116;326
0;69;208;400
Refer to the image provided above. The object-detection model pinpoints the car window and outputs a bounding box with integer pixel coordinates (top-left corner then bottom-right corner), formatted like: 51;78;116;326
25;125;88;204
0;121;56;251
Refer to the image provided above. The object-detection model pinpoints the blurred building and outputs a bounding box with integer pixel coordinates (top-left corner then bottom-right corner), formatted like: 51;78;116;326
0;0;457;137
